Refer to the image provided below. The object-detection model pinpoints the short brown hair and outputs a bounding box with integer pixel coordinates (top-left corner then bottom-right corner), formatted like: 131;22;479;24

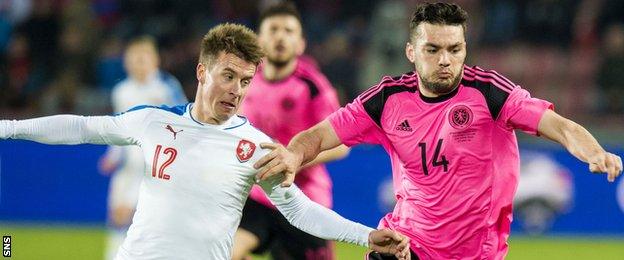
126;35;158;53
259;1;302;27
199;23;264;67
410;2;468;40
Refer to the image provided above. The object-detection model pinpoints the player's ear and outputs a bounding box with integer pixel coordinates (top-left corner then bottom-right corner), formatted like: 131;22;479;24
196;63;205;84
296;37;306;56
405;42;415;63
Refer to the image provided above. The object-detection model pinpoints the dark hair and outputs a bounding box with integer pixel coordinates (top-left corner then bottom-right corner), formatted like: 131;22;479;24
410;2;468;39
199;23;264;67
126;35;158;53
258;1;303;27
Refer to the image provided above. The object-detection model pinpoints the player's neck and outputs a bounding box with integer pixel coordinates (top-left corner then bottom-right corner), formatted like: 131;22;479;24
190;101;222;125
263;59;297;82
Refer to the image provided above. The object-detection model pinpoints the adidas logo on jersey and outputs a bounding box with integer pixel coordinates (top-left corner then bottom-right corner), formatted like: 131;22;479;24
395;120;413;131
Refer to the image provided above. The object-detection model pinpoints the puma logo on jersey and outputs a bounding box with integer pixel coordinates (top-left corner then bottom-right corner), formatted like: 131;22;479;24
236;139;256;162
395;120;413;131
165;124;183;140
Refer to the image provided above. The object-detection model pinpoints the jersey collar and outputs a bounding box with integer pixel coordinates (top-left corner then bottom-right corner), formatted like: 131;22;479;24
184;103;247;130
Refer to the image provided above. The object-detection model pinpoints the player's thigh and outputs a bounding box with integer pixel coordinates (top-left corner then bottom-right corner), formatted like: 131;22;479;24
270;213;334;260
232;229;260;260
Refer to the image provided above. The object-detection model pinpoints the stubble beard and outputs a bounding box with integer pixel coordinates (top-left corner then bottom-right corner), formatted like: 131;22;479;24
421;71;463;95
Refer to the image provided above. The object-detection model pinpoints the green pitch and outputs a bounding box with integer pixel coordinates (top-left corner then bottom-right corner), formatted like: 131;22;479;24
1;225;623;259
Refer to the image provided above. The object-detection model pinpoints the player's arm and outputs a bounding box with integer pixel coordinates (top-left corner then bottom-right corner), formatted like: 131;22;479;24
537;109;622;182
0;113;142;146
301;143;349;170
255;120;342;185
259;178;410;260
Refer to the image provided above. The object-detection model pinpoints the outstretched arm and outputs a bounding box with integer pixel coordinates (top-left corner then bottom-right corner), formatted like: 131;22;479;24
260;178;410;260
0;114;141;146
537;110;622;182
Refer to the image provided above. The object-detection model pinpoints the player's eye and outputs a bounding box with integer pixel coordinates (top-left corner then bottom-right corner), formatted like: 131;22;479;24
224;74;234;81
426;48;437;54
241;79;251;87
452;48;461;54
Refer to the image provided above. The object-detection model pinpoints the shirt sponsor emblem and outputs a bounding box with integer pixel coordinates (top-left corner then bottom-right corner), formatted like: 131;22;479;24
449;105;473;130
236;139;256;163
281;97;295;111
395;120;413;131
165;124;183;140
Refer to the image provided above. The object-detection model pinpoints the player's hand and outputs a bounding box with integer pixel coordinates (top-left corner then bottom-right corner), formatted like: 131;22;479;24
368;229;411;260
98;155;118;176
254;143;303;187
588;151;622;182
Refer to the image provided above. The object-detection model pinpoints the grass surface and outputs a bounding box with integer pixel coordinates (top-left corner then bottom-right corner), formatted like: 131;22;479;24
1;224;623;259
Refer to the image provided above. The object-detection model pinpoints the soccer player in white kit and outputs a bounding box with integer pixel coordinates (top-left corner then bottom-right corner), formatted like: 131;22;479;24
99;36;188;260
0;23;411;260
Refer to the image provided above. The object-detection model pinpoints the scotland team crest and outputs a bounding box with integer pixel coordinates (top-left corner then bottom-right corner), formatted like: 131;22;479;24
449;105;473;130
236;139;256;163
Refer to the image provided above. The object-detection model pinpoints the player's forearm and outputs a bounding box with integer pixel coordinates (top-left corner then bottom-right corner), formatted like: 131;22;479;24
1;115;115;145
287;129;325;166
558;120;605;163
288;120;342;167
301;145;350;169
270;184;373;247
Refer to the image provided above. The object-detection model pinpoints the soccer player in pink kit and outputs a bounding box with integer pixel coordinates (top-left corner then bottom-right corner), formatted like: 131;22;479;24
254;3;623;260
233;2;348;260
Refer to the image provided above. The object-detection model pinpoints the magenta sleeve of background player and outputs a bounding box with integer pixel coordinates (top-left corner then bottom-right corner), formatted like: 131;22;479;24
311;87;341;123
498;87;554;135
327;98;383;146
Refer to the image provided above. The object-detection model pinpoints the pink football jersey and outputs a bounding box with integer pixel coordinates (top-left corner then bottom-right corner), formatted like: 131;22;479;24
328;65;553;259
241;58;340;208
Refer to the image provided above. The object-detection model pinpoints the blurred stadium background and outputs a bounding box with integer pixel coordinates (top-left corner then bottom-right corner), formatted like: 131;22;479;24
1;0;623;259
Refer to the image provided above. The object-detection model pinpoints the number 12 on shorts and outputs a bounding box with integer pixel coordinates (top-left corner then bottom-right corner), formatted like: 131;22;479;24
418;139;449;175
152;144;178;180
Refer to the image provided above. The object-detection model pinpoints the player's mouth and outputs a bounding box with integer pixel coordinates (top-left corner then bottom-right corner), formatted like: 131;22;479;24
219;101;236;111
274;44;286;53
437;71;453;79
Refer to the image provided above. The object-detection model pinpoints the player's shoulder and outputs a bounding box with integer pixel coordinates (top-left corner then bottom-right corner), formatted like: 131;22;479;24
119;103;190;119
461;65;518;94
225;115;273;143
111;78;133;94
363;71;418;97
293;61;335;99
461;65;520;119
158;71;181;86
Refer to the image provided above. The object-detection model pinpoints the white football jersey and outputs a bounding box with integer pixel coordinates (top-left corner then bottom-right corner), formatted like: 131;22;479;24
109;71;187;177
0;103;372;260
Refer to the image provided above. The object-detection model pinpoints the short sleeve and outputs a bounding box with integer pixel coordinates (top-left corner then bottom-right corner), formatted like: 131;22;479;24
498;87;554;135
327;98;384;146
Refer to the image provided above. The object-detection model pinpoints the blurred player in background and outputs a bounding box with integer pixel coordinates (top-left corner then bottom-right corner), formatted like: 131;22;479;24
0;23;411;260
233;2;348;259
254;3;623;259
98;35;187;260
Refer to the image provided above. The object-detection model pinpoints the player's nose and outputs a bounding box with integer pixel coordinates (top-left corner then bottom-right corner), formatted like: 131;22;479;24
438;51;451;67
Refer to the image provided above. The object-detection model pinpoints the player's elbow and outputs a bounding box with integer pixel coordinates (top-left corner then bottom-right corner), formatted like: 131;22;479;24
334;145;350;160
